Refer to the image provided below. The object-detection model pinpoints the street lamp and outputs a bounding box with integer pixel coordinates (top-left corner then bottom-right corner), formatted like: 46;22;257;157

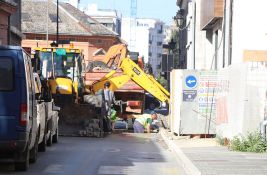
50;41;58;47
173;10;185;29
50;0;59;47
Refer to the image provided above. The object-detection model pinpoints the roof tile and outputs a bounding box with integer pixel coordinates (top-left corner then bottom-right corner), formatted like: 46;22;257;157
22;0;117;37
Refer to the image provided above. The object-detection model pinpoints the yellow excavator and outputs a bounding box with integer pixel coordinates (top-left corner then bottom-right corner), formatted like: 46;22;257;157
33;47;83;104
87;43;170;104
32;47;91;136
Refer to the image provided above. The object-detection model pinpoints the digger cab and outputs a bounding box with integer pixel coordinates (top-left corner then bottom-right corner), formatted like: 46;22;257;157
33;47;84;104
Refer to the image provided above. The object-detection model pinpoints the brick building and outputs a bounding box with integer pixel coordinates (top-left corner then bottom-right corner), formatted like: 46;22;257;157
9;0;23;45
21;0;122;62
0;0;17;45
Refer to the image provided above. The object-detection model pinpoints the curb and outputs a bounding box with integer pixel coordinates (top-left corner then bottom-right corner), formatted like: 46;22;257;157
160;130;201;175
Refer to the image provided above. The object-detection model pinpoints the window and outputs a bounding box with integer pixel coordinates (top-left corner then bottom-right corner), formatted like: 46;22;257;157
97;39;102;44
49;14;62;23
22;13;31;22
149;35;153;44
0;58;13;91
214;30;218;70
70;38;76;41
35;36;45;40
157;42;162;46
158;25;163;34
24;56;33;90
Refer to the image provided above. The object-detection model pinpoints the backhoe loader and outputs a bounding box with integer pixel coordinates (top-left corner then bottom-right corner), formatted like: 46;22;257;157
32;47;95;136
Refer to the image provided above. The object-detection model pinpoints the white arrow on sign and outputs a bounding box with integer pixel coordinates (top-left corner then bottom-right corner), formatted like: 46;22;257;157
187;79;196;84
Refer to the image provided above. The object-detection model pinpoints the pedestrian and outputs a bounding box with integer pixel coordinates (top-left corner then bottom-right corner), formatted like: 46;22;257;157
133;112;158;133
101;81;117;132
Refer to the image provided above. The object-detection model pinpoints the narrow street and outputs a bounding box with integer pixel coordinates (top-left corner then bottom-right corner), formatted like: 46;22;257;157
0;133;181;175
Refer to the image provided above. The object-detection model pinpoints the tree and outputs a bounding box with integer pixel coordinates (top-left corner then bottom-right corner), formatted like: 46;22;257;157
144;63;153;74
156;74;167;89
170;29;179;69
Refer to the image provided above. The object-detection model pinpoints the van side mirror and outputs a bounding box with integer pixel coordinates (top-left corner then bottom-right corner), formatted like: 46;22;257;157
161;102;167;108
52;104;60;111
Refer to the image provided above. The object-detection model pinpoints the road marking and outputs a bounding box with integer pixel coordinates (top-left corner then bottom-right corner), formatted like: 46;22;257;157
98;166;134;174
43;164;64;174
98;163;180;175
104;148;121;152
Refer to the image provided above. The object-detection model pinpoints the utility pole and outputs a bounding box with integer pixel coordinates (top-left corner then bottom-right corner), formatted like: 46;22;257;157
51;0;59;47
46;0;49;47
56;0;59;45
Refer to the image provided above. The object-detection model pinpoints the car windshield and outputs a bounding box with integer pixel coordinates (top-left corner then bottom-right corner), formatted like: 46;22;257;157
54;53;77;79
39;51;80;80
39;51;53;78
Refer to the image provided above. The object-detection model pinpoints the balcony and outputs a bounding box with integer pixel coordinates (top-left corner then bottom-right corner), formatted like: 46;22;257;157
200;0;224;30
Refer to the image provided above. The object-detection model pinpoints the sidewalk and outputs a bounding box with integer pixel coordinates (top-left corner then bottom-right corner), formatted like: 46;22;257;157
160;128;267;175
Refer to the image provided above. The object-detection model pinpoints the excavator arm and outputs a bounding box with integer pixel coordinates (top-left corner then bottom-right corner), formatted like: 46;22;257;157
102;44;128;69
120;57;170;103
91;57;170;103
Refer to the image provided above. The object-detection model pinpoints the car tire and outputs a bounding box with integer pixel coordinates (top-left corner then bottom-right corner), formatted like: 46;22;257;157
38;134;46;152
30;135;38;163
52;128;58;143
47;132;52;146
15;146;30;171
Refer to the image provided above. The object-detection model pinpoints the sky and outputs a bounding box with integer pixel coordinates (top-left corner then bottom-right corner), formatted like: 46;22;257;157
78;0;178;25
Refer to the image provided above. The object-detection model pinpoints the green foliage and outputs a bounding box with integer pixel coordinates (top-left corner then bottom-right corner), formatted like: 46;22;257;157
216;135;225;146
170;31;179;68
144;63;153;74
229;131;267;153
156;75;167;88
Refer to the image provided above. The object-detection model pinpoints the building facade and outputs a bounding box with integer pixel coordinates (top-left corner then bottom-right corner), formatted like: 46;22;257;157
176;0;208;70
82;4;121;36
174;0;267;139
121;18;164;77
10;0;23;45
0;0;23;46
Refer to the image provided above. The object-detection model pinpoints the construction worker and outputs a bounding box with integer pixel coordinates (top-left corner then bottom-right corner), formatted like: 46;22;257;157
133;112;158;133
101;81;117;132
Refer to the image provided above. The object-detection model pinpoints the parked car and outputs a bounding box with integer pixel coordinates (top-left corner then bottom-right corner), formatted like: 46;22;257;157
45;101;59;146
33;73;47;152
0;46;39;171
34;73;59;151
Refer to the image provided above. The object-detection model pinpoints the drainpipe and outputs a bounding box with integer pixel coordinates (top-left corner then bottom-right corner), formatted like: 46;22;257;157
192;0;196;69
8;16;11;45
46;0;49;47
260;119;267;141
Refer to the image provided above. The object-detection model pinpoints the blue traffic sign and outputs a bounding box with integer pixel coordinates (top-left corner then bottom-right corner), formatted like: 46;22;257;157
185;75;197;88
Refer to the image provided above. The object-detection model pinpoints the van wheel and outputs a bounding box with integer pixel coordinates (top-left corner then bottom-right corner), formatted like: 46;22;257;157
30;136;38;163
47;132;52;146
38;127;47;152
52;128;58;143
39;134;46;152
15;146;30;171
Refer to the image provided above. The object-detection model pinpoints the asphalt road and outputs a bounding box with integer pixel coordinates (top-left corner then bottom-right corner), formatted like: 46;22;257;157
0;133;181;175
